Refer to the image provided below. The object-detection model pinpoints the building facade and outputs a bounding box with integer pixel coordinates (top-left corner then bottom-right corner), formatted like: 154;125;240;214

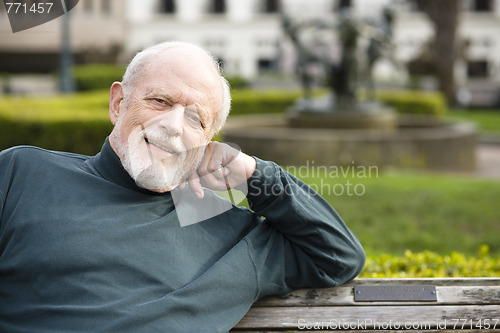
0;0;125;72
1;0;500;104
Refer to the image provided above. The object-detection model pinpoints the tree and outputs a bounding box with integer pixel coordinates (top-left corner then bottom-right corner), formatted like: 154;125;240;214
414;0;462;106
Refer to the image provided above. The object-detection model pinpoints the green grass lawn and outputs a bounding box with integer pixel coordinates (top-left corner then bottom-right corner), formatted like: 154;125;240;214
236;167;500;277
448;108;500;134
288;169;500;258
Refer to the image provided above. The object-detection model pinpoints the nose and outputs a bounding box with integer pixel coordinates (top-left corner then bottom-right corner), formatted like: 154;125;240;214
158;104;184;136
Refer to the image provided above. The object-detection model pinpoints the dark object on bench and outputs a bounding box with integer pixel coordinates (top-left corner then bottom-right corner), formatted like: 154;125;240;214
232;277;500;331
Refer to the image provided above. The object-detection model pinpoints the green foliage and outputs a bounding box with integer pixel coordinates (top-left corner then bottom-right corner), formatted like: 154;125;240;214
362;245;499;277
230;88;447;116
226;76;250;89
0;91;111;155
230;89;302;115
73;64;126;91
376;89;447;116
72;65;251;92
231;88;447;116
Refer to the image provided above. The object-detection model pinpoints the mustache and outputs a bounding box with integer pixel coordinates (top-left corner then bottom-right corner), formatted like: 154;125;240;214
140;128;185;153
138;128;207;167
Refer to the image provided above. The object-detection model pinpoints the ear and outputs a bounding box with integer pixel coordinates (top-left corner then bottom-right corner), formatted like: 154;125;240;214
109;82;124;125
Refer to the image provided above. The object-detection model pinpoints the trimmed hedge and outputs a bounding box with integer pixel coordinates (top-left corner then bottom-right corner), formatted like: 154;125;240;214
0;88;445;155
230;89;301;116
361;246;499;278
72;64;250;92
0;91;112;155
69;63;445;115
73;64;126;91
0;89;303;154
377;89;447;116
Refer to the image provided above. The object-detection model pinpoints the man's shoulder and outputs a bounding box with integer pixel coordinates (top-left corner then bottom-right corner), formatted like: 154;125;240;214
0;146;90;172
1;145;89;162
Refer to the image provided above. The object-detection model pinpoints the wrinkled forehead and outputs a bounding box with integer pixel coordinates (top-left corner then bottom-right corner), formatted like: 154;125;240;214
152;47;221;90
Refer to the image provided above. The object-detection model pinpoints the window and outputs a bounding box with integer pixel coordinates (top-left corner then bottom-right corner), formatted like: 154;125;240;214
473;0;494;12
161;0;176;14
258;58;276;72
262;0;280;13
210;0;225;14
467;60;489;77
336;0;351;11
101;0;111;14
83;0;93;12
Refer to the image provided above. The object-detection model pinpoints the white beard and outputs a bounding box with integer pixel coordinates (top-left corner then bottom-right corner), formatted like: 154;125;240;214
112;119;205;192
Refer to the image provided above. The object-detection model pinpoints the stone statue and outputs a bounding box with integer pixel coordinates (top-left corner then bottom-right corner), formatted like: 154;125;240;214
282;16;316;101
282;6;396;113
331;13;359;105
283;7;398;130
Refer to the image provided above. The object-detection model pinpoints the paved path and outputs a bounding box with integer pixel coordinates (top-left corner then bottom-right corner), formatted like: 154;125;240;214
474;144;500;179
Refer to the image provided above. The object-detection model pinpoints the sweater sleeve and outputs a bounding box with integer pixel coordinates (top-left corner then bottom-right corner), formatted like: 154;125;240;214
244;158;365;298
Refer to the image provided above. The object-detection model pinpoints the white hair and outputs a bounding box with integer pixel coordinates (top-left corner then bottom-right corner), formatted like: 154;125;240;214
121;41;231;135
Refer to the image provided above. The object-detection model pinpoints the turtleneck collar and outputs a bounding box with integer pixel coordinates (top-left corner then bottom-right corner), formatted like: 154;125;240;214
90;137;172;196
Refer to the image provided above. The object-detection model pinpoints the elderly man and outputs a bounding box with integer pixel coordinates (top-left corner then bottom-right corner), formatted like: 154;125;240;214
0;42;365;332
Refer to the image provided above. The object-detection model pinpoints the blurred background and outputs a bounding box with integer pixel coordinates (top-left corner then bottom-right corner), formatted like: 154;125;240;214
0;0;499;277
1;0;500;105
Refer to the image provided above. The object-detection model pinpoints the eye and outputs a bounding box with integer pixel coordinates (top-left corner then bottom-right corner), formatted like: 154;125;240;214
188;114;200;122
186;112;201;124
185;108;205;129
153;98;167;105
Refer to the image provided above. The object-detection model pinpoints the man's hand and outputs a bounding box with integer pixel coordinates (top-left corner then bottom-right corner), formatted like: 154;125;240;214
181;142;257;199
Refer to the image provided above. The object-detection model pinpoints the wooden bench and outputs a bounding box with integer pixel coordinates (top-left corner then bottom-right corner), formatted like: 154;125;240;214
232;278;500;332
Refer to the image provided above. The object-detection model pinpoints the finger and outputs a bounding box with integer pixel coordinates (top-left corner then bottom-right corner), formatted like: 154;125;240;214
195;142;240;191
196;142;214;177
207;143;223;175
207;143;235;178
208;161;226;179
198;171;223;191
187;172;204;199
198;143;227;180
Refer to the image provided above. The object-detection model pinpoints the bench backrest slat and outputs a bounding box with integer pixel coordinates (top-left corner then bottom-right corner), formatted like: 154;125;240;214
253;278;500;306
232;278;500;331
234;304;500;330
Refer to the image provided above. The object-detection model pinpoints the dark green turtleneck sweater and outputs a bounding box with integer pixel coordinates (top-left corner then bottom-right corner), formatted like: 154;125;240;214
0;139;365;332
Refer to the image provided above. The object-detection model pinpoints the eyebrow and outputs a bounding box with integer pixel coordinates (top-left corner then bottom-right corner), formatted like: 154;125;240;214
144;90;175;103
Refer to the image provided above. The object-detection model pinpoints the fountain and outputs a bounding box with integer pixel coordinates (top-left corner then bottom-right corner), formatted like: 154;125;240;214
223;8;477;171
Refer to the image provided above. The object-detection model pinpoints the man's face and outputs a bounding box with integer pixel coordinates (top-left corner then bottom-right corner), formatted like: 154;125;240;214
110;49;223;193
